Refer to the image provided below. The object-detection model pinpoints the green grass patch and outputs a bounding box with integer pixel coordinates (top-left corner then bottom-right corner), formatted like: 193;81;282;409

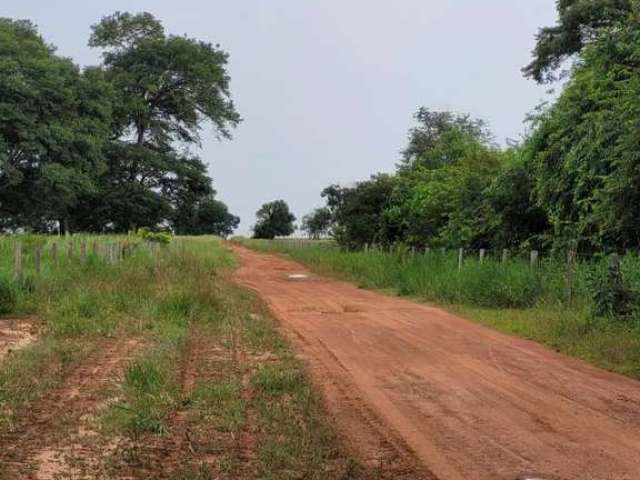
191;379;244;433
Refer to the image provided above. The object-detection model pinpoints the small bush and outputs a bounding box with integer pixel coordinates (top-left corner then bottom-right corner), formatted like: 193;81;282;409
137;227;172;245
588;254;636;320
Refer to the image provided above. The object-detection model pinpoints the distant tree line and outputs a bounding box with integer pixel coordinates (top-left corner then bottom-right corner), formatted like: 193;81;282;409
304;0;640;254
0;12;240;235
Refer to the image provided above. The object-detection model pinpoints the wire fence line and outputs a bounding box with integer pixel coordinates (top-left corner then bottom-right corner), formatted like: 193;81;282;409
6;237;163;280
256;238;635;308
268;238;581;268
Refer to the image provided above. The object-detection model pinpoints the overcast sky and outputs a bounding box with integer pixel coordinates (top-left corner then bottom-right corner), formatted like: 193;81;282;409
4;1;557;234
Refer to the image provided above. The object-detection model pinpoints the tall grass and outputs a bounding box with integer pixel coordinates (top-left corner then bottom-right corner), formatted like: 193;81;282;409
0;235;234;431
246;241;579;308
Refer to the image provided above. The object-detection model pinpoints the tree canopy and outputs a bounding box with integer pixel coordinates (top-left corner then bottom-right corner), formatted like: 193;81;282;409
0;12;240;235
253;200;296;239
322;175;399;249
399;108;494;171
526;13;640;251
523;0;633;83
301;207;332;240
0;18;111;232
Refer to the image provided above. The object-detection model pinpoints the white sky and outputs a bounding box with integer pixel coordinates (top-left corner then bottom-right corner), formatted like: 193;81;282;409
3;1;557;234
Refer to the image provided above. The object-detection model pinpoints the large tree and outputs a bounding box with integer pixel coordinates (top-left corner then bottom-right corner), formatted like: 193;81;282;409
253;200;296;239
79;11;241;231
0;19;111;232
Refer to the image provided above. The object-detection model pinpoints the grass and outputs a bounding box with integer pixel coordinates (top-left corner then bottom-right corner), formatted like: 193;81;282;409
242;239;640;380
252;360;362;480
0;234;373;479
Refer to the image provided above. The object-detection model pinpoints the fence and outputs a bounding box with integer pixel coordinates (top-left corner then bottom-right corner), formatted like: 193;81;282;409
259;239;591;304
267;239;563;268
271;237;336;249
7;237;160;280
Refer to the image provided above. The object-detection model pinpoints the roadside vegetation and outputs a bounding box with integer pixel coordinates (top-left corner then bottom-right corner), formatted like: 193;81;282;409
0;235;370;479
295;3;640;259
243;240;640;379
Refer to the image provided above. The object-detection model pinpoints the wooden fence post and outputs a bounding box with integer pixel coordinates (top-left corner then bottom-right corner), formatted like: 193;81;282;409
458;248;464;271
92;240;98;256
609;252;621;270
14;241;22;279
501;249;509;263
530;250;539;269
67;241;74;258
51;242;58;263
80;241;87;260
479;249;486;264
34;246;42;274
566;249;576;305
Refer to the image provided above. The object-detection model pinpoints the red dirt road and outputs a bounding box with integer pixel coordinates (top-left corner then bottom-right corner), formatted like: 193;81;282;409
230;245;640;480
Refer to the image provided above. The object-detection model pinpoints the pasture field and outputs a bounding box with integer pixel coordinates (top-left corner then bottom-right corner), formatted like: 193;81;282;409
243;239;640;379
0;235;369;479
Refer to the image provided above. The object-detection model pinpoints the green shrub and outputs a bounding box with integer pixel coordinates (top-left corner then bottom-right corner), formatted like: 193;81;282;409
588;254;636;320
137;227;172;245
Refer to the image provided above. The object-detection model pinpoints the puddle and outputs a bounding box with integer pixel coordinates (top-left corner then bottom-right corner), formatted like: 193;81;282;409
0;318;39;361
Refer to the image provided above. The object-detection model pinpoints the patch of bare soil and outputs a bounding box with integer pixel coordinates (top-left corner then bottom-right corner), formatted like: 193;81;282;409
229;244;640;480
0;337;142;480
0;317;39;362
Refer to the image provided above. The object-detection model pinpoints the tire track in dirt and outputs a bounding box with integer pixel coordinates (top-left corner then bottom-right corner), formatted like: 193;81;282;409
0;337;142;480
229;244;640;480
120;325;257;479
114;329;208;479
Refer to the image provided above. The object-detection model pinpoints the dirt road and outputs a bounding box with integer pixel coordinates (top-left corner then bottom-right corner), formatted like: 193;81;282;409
230;245;640;480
